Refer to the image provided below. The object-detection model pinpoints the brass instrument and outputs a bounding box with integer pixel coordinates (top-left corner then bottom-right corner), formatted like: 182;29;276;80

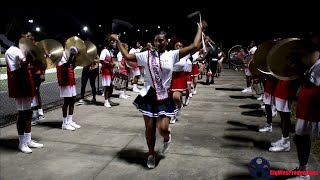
19;37;46;69
267;38;319;80
37;39;64;69
253;40;278;75
84;41;99;70
65;36;92;67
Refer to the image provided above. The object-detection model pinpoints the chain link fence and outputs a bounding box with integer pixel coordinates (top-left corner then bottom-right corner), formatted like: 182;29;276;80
0;61;103;127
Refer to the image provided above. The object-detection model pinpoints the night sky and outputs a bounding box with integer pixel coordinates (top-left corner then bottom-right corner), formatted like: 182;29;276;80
1;1;319;52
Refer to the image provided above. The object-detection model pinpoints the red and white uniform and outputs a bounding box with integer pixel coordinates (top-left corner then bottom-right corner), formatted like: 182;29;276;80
184;57;193;84
119;57;129;76
295;59;320;135
56;52;76;97
129;48;141;76
5;46;35;111
263;75;278;105
274;80;299;112
171;54;190;91
99;49;114;86
191;51;200;77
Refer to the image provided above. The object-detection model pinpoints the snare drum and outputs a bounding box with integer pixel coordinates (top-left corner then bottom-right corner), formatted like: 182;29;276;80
112;72;128;90
252;78;264;95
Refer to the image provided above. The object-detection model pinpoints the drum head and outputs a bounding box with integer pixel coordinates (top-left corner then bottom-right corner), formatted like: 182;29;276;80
228;45;247;66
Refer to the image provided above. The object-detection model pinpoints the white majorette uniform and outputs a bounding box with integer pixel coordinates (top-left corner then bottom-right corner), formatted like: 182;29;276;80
56;52;76;97
99;49;114;86
133;49;180;118
129;48;141;76
171;54;190;91
6;46;35;110
295;59;320;135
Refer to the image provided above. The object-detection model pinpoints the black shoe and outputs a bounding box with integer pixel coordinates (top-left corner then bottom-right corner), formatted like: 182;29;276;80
109;100;120;106
90;98;96;103
210;80;214;84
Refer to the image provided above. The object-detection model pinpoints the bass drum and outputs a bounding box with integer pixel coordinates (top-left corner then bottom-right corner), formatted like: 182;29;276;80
228;45;247;66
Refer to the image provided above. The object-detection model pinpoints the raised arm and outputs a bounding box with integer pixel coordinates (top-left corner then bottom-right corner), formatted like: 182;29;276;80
179;20;207;59
110;34;137;62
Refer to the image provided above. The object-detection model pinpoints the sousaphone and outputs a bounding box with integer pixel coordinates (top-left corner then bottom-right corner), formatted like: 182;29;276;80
267;38;319;80
37;39;64;69
19;37;46;69
65;36;91;67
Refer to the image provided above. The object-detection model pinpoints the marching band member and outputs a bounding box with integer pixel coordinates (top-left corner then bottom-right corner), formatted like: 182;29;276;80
288;37;320;180
258;75;278;133
56;47;81;131
5;30;44;153
22;32;47;125
170;41;190;123
78;57;100;104
269;80;299;152
216;48;225;77
184;53;193;105
117;42;131;99
129;40;142;93
110;20;206;169
191;49;207;96
242;41;257;93
197;49;206;80
204;36;218;85
99;36;119;108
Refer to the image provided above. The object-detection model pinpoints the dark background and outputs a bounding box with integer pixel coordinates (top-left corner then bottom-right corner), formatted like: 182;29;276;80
1;1;319;52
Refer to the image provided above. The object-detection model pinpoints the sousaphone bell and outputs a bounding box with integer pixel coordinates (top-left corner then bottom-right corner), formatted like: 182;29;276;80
37;39;64;69
65;36;92;67
267;38;319;80
19;37;46;69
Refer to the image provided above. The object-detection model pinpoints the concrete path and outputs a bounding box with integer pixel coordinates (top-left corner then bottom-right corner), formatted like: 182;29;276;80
0;68;319;180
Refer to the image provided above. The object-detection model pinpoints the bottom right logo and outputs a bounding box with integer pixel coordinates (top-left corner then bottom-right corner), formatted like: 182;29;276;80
248;157;271;179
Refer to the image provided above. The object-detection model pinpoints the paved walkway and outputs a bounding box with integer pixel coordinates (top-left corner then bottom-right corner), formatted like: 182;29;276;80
0;68;319;180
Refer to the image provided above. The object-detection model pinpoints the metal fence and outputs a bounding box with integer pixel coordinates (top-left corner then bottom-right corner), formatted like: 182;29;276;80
0;62;103;127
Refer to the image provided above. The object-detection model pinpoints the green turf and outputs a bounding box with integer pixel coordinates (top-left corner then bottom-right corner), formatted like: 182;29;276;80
0;68;83;92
